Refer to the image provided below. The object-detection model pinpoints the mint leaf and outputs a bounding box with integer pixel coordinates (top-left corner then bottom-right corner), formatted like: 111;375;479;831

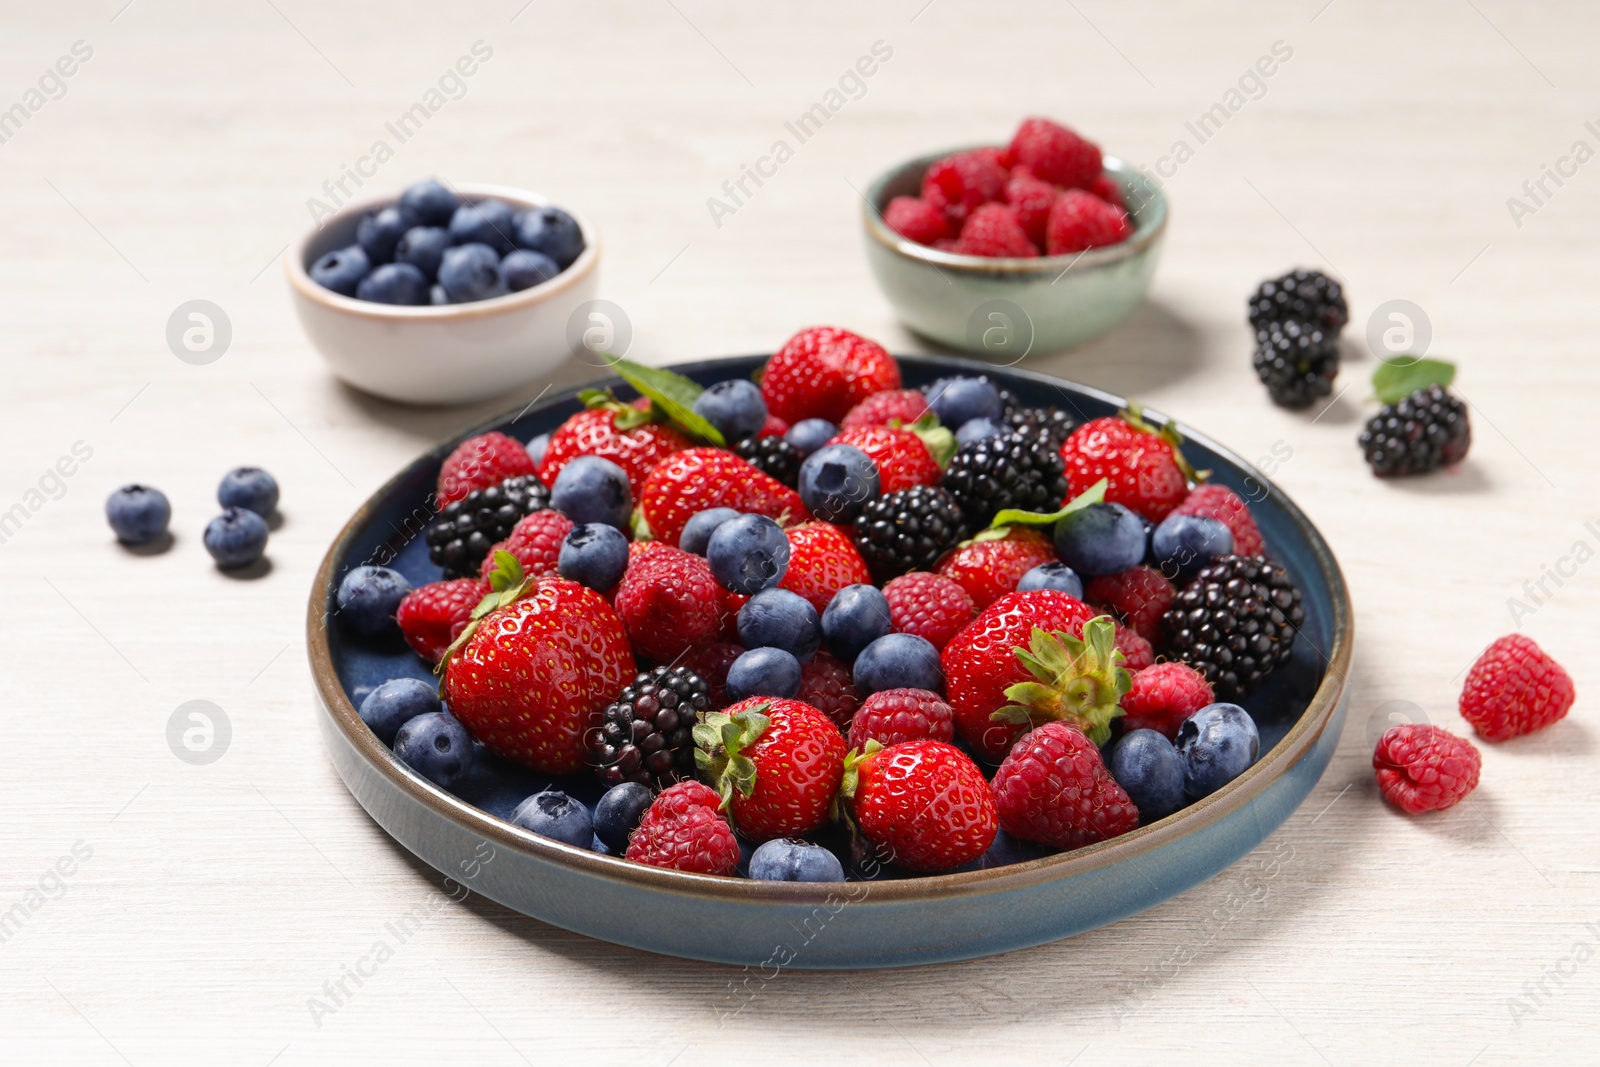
991;478;1107;529
1372;357;1455;405
608;358;726;446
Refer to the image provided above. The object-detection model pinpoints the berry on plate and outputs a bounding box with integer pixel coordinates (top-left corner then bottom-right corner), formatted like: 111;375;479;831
438;431;540;508
625;780;741;874
393;711;474;788
1060;410;1195;522
707;513;791;596
797;443;881;525
882;570;976;652
1053;501;1147;577
841;740;997;872
749;838;845;882
614;544;725;662
510;790;593;848
1150;513;1234;580
935;525;1058;610
359;677;442;746
733;434;804;487
479;508;573;582
693;378;768;443
1163;555;1303;700
1175;702;1260;799
639;447;806;547
854;633;943;696
593;782;654;852
795;649;860;730
537;400;692;498
549;455;632;531
778;521;873;614
830;424;949;494
1118;662;1214;739
1172;484;1265;558
336;564;409;634
840;388;930;431
847;687;955;750
1373;723;1481;814
737;588;821;662
558;523;630;592
1017;562;1084;599
1459;634;1575;741
1110;729;1186;822
820;583;893;663
853;485;968;582
785;417;839;455
694;697;846;842
993;721;1139;850
397;577;490;663
941;430;1068;533
726;647;802;701
761;326;902;425
588;664;712;788
426;473;550;579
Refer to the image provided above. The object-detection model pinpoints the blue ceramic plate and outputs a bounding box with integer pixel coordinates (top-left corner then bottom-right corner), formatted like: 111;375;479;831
309;355;1351;970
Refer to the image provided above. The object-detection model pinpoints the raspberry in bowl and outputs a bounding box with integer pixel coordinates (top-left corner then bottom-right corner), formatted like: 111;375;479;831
862;118;1166;357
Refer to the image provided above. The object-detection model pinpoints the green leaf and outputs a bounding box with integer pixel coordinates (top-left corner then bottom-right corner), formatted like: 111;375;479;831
991;478;1107;529
692;723;721;752
728;755;758;795
1372;356;1456;405
608;358;726;446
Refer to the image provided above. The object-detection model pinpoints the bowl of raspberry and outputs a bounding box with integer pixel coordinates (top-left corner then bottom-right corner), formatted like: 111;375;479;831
285;180;600;406
862;118;1166;358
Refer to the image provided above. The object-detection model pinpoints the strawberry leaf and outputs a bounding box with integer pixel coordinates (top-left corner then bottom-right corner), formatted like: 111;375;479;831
991;478;1107;529
1372;356;1455;405
608;358;726;446
907;414;957;469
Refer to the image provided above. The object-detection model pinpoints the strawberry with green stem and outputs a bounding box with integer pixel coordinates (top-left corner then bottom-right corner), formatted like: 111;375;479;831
693;697;846;842
836;739;997;872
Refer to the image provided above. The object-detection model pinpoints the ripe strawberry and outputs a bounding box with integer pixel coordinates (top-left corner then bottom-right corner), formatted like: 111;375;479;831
442;573;635;775
1119;662;1214;738
954;203;1039;258
847;688;955;750
993;722;1139;849
830;425;943;493
882;571;976;652
1044;189;1132;255
537;402;692;498
1060;411;1195;522
1459;635;1575;741
922;150;1008;227
1114;625;1154;672
761;326;902;424
437;432;538;508
613;545;724;662
396;578;488;663
935;526;1058;610
696;697;846;842
680;641;744;708
1086;565;1175;647
796;649;859;730
624;780;741;874
1373;724;1481;814
842;740;997;872
638;447;807;547
778;521;872;613
840;388;931;430
480;508;573;582
1172;484;1265;557
1007;117;1102;189
1004;169;1059;247
882;195;951;246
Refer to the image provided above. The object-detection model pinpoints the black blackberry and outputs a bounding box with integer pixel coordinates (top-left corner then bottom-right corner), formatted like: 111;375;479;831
588;665;711;788
734;434;803;488
1253;319;1339;409
426;474;550;578
1358;384;1471;477
1004;404;1078;450
1248;268;1349;333
940;430;1069;531
1163;555;1305;701
852;485;968;581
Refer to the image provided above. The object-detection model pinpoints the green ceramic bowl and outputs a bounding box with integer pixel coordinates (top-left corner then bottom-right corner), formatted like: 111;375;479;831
861;149;1166;358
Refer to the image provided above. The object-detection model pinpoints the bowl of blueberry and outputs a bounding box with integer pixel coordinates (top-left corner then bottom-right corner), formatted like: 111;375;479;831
286;179;600;405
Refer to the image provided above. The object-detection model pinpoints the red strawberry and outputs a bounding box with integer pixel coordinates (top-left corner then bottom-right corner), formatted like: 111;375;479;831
480;509;573;581
761;326;902;424
777;521;872;613
696;697;846;842
883;195;951;246
842;740;997;872
624;780;741;874
680;641;744;708
954;203;1039;258
847;688;954;750
1004;169;1059;247
1119;662;1213;738
840;388;931;431
613;545;724;662
396;578;488;663
437;432;538;508
796;649;859;730
639;448;807;547
536;403;692;498
935;526;1058;610
1085;565;1175;648
921;150;1008;227
442;574;635;775
993;722;1139;850
1007;117;1102;189
1459;634;1575;741
827;422;951;506
1060;412;1195;522
1114;625;1154;673
882;571;976;652
1172;484;1266;558
1045;189;1132;255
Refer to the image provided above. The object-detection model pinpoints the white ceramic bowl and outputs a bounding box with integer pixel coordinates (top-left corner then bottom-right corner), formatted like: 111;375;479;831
285;183;601;405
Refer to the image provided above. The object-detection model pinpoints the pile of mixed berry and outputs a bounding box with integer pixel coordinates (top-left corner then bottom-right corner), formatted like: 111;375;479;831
309;178;585;306
883;117;1135;258
338;325;1311;880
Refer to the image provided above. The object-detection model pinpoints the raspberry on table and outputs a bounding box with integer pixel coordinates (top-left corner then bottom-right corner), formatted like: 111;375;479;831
1119;662;1214;738
1373;723;1481;813
883;195;950;246
954;203;1039;258
1459;634;1575;741
1044;189;1132;255
1006;117;1102;189
882;571;977;652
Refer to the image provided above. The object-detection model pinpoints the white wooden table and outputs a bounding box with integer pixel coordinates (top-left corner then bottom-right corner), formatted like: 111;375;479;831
1;2;1594;1063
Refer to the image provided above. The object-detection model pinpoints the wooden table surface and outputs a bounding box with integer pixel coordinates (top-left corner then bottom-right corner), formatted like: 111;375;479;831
2;1;1595;1063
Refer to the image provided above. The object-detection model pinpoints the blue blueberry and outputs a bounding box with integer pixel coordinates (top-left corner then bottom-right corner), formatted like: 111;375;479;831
357;205;421;263
105;484;170;544
336;564;412;636
549;455;632;530
680;507;740;556
798;443;880;524
784;418;838;457
820;583;891;662
513;206;585;268
393;226;450;281
706;513;790;595
1176;703;1260;800
1053;501;1147;576
853;633;942;696
356;262;430;305
1150;513;1234;581
448;199;516;254
526;433;550;468
558;523;629;591
955;417;1004;447
359;677;442;746
500;249;560;292
437;243;507;303
1016;562;1083;599
593;782;653;852
1111;729;1187;821
738;588;820;662
749;838;845;882
925;376;1002;429
693;379;767;442
309;244;371;296
217;466;278;518
203;507;268;568
510;790;594;849
725;647;801;701
398;178;459;227
350;684;374;707
393;711;473;788
430;285;450;305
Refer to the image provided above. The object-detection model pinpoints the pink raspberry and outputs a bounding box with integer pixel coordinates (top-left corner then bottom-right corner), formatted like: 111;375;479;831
1373;724;1481;813
1006;117;1102;189
796;649;860;731
1114;625;1154;673
882;571;977;652
481;509;573;582
882;196;950;246
1085;565;1175;648
921;150;1008;227
1045;189;1132;255
1119;662;1214;738
1173;484;1266;557
954;203;1039;258
1088;173;1124;210
993;722;1139;849
625;781;741;873
1004;169;1059;247
1460;635;1575;741
840;388;932;431
847;688;955;750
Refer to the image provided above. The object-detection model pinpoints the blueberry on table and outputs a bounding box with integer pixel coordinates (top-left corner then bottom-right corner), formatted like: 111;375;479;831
203;507;268;568
359;677;442;746
924;376;1002;430
393;711;473;788
356;205;420;264
679;507;740;556
1150;513;1233;580
309;245;371;296
393;226;450;281
1016;562;1083;599
513;206;585;267
217;466;278;518
593;782;653;852
693;379;768;443
336;565;412;636
1053;501;1147;576
356;263;430;305
784;418;838;458
798;443;880;524
726;647;802;701
1175;702;1260;799
437;243;507;303
706;513;791;595
549;455;632;531
820;583;891;662
500;249;560;292
737;588;821;662
510;790;594;849
558;522;629;591
1111;728;1187;821
105;484;171;544
749;838;845;882
398;178;459;227
448;198;516;254
853;633;943;696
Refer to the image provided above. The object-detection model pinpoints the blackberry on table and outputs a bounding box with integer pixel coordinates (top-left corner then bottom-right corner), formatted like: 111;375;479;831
1253;319;1339;409
1359;384;1471;477
1004;404;1078;450
1248;268;1349;333
734;434;803;488
588;665;711;788
1163;555;1304;701
426;473;549;578
941;429;1069;532
852;485;968;581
